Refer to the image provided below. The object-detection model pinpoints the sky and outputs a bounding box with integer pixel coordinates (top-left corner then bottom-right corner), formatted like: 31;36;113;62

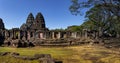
0;0;86;29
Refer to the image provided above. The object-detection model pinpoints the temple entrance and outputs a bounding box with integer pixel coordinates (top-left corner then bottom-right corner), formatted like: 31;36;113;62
15;32;19;39
7;41;11;46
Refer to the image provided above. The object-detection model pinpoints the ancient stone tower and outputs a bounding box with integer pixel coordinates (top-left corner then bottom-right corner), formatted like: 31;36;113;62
20;12;48;31
0;18;5;30
26;13;34;25
35;12;46;30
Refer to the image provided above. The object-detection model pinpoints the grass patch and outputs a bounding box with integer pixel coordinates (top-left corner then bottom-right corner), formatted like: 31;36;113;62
0;45;120;63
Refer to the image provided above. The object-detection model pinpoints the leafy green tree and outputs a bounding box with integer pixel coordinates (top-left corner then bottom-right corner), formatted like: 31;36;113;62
80;20;95;30
69;0;120;37
67;25;83;32
51;28;65;32
70;0;120;17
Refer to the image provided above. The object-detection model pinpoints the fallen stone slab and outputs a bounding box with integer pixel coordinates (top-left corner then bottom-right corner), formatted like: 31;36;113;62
39;58;63;63
13;55;37;60
0;52;63;63
39;58;54;63
11;52;20;56
0;52;11;56
34;54;51;59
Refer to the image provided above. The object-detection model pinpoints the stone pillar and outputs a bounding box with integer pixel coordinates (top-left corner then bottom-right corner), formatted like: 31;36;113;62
79;32;82;38
74;32;77;38
95;31;97;38
71;32;74;38
34;32;37;39
5;30;9;39
84;30;88;38
49;32;52;39
80;32;83;38
27;31;30;40
18;31;21;39
45;32;48;39
95;31;98;39
52;32;55;39
24;31;27;40
49;32;51;39
57;32;61;39
13;30;16;39
22;31;26;40
11;30;14;39
92;31;95;39
43;32;46;39
40;33;44;39
116;32;120;38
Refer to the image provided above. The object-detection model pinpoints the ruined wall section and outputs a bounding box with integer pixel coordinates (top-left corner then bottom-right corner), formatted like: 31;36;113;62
0;18;5;45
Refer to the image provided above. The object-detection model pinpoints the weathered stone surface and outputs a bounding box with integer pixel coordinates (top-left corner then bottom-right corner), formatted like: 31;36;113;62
35;12;46;29
12;54;52;61
0;52;63;63
1;12;120;49
13;56;36;60
26;13;34;24
20;12;48;31
11;52;20;56
20;13;34;30
34;54;51;59
0;18;5;29
11;39;22;47
20;23;28;31
0;18;5;45
39;58;54;63
0;52;10;56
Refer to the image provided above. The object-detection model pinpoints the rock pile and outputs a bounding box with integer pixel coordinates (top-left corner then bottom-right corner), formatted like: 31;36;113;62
0;52;63;63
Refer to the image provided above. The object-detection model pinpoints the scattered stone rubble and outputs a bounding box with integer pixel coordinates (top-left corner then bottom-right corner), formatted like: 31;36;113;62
0;52;62;63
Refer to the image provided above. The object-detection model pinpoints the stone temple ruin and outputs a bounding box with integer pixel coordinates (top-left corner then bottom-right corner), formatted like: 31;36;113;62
0;12;120;48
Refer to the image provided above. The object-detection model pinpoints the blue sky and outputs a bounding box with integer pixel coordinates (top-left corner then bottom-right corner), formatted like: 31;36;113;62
0;0;86;29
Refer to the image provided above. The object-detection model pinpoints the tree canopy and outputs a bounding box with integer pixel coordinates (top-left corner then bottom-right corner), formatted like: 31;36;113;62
69;0;120;37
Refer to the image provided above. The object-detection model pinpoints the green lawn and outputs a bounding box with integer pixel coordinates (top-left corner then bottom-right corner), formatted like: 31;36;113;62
0;45;120;63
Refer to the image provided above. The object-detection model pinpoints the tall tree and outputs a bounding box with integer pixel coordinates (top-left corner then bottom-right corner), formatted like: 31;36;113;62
70;0;120;37
70;0;120;17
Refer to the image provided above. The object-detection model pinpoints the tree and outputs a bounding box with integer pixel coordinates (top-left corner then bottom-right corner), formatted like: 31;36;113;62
80;20;95;31
70;0;120;17
51;28;65;32
67;25;82;32
69;0;120;37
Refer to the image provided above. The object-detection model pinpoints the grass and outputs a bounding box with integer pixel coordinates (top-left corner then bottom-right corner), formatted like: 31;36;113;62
0;45;120;63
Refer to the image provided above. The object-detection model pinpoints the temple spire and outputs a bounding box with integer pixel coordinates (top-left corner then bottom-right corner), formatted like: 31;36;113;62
35;12;46;29
26;13;34;24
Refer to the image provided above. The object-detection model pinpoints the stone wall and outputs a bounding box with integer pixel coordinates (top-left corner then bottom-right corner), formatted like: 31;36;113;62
0;13;104;47
3;28;96;47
